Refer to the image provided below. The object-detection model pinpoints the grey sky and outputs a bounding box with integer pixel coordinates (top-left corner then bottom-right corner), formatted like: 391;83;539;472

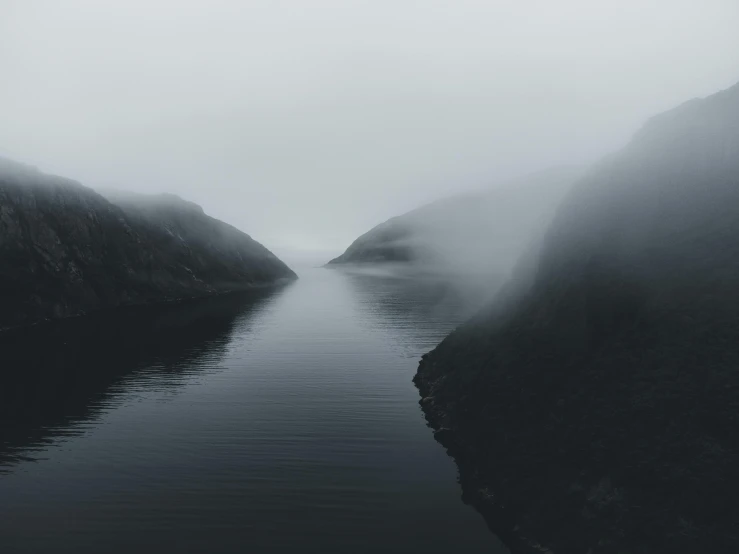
1;0;737;258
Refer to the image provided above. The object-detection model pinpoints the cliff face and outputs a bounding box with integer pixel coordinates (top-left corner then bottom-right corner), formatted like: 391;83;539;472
0;159;296;330
415;82;739;554
326;167;583;280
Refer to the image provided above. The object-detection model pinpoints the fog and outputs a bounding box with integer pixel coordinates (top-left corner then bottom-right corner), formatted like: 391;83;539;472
328;165;582;285
1;0;738;260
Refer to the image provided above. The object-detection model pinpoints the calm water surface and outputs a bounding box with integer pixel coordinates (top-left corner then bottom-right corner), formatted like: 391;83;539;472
0;267;505;553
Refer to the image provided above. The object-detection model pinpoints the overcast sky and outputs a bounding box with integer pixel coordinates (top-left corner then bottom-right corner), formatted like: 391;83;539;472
1;0;737;258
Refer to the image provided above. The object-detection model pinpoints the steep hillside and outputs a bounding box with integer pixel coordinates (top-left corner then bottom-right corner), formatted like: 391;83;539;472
326;167;583;280
415;82;739;554
0;159;296;330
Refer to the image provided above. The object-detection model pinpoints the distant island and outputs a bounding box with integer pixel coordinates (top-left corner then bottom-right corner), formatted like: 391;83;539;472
415;81;739;553
326;166;583;284
0;158;296;330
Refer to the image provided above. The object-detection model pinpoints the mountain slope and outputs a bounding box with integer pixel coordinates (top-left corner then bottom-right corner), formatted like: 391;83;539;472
0;159;296;330
415;81;739;554
326;167;584;280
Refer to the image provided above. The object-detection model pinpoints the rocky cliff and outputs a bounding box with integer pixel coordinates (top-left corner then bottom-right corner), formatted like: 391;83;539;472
415;81;739;553
0;159;296;330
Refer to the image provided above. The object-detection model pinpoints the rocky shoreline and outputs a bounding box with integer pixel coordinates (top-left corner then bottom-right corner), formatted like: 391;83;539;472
0;277;296;334
414;355;552;554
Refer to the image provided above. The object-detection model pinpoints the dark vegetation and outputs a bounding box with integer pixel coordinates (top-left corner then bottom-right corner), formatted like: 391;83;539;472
0;159;296;330
415;82;739;553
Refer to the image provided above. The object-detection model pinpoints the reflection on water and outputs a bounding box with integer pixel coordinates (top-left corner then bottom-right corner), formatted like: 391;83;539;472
0;268;505;554
343;270;475;355
0;287;283;471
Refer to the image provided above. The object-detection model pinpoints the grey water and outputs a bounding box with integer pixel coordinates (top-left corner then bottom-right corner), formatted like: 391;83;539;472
0;267;505;553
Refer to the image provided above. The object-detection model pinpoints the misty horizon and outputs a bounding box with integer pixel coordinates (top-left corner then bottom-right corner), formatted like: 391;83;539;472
2;1;738;257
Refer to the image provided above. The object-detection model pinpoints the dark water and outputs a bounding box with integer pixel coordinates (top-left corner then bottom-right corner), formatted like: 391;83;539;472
0;267;505;553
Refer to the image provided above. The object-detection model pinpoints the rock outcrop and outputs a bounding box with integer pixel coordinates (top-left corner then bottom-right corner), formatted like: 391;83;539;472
0;158;296;330
415;81;739;553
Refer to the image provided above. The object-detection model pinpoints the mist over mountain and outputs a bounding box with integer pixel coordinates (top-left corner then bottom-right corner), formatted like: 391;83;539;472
0;159;295;330
327;167;583;280
415;81;739;553
2;2;739;553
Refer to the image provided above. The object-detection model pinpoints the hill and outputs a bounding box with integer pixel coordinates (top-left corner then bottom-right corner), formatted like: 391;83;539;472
326;167;584;283
415;82;739;553
0;159;296;330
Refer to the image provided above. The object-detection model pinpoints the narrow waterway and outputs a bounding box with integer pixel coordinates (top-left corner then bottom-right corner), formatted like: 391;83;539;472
0;266;505;553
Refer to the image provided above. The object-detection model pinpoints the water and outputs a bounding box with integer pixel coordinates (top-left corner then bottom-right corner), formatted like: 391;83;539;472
0;267;505;553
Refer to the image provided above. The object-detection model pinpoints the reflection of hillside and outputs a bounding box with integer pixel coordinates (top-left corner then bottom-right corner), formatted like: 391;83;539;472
0;285;288;472
341;267;504;354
